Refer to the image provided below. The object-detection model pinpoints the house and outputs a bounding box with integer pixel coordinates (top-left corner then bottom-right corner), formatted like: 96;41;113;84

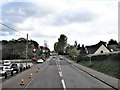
85;41;111;55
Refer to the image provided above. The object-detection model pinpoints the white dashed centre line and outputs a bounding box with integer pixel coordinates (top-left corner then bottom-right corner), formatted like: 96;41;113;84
59;67;61;71
59;71;63;77
56;58;66;89
61;79;66;90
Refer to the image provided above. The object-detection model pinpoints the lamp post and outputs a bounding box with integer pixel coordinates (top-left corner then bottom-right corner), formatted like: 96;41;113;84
26;33;28;67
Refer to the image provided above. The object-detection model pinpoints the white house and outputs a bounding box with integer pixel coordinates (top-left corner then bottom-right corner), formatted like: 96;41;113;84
85;41;111;55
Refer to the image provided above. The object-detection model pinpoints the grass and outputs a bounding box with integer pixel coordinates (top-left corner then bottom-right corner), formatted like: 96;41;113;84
79;60;120;79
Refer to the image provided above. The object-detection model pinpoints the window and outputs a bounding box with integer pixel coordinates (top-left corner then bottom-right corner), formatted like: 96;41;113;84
100;50;103;53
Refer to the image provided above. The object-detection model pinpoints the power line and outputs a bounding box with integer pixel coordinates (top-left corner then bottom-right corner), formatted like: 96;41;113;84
0;23;33;40
0;23;26;35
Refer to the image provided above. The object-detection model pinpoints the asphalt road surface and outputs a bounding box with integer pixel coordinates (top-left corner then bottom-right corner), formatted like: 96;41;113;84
1;56;114;89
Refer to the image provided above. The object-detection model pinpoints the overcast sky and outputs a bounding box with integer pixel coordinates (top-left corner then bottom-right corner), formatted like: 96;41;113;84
0;0;118;50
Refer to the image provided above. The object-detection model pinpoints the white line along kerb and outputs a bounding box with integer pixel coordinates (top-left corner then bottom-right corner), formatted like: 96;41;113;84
61;79;66;90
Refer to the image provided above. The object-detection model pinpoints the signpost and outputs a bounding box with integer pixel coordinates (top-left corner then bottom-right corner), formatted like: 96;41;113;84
87;54;93;65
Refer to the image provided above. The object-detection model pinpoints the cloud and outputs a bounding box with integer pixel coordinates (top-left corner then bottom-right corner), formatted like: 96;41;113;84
31;32;57;38
1;2;54;36
0;0;118;50
50;10;97;26
1;2;53;24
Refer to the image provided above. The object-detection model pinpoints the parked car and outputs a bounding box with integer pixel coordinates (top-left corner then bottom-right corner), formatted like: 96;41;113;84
37;59;44;63
17;63;24;72
0;66;13;79
0;66;6;77
10;63;19;73
3;60;11;66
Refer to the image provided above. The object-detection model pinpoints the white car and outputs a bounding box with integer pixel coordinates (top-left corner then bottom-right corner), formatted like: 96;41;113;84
3;60;11;66
0;66;13;78
37;59;44;63
0;66;6;76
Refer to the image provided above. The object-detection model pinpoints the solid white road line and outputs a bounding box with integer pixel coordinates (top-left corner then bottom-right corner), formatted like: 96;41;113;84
61;79;66;90
25;64;48;88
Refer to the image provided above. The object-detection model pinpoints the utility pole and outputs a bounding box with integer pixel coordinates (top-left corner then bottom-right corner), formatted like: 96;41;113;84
26;33;28;67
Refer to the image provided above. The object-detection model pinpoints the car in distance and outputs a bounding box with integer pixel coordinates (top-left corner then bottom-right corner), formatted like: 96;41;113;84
60;56;63;60
37;59;44;63
3;60;11;66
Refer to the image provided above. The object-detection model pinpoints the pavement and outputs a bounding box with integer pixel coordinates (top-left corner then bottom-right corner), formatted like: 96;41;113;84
65;57;119;90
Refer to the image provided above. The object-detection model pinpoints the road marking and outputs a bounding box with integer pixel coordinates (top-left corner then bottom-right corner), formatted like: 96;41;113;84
59;67;61;71
25;64;48;88
59;71;63;77
61;79;66;90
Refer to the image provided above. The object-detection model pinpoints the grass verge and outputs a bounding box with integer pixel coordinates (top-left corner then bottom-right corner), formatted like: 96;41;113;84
79;60;120;79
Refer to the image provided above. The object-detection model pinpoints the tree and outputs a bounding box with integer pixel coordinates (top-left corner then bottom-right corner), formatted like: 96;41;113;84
30;40;39;48
54;34;67;55
108;39;118;45
74;41;77;47
118;42;120;48
80;44;87;55
65;44;70;55
1;37;39;59
77;44;81;50
54;42;58;53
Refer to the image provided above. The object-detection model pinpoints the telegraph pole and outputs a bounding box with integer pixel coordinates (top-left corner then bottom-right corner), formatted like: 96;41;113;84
26;33;28;67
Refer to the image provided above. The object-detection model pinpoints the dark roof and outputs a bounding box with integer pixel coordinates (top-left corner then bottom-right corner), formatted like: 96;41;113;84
85;41;109;54
107;45;118;51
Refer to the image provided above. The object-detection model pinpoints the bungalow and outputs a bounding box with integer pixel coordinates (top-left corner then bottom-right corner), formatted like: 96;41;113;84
85;41;111;55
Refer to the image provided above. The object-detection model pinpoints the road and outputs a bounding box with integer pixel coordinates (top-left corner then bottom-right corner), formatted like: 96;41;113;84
1;56;114;89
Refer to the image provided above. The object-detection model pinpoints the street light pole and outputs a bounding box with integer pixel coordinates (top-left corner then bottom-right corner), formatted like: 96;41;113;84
26;33;28;67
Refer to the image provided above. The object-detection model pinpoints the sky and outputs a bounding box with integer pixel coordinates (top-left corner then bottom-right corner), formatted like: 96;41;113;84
0;0;119;51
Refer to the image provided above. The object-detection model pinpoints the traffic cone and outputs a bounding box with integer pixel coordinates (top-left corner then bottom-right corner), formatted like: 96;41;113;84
29;73;32;78
20;78;25;85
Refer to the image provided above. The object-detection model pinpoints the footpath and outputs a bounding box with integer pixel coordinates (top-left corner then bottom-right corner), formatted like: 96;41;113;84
65;58;119;90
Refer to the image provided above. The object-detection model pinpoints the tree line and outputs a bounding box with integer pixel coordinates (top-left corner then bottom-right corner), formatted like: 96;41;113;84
54;34;120;61
1;38;39;60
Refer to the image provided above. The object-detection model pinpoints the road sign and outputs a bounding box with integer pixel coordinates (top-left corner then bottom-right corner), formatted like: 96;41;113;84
33;48;37;52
